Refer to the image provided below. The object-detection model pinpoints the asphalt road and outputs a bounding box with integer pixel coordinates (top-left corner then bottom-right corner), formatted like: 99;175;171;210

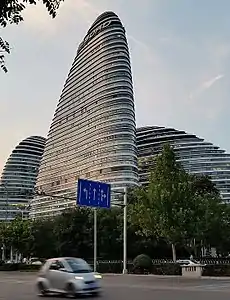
1;272;230;299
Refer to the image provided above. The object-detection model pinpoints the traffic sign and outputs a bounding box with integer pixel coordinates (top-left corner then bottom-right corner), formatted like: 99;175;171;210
77;178;111;209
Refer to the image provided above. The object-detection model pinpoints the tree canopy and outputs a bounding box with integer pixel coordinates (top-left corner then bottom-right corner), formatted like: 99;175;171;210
129;144;224;261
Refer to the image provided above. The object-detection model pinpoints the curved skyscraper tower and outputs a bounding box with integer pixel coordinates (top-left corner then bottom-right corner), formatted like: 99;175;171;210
0;136;46;221
137;126;230;203
30;11;138;218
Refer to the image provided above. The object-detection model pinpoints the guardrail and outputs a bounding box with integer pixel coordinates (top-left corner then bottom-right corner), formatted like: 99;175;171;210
87;258;230;265
151;258;230;265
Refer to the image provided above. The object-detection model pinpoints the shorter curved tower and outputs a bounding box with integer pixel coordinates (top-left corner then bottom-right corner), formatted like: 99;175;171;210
0;136;46;221
137;126;230;203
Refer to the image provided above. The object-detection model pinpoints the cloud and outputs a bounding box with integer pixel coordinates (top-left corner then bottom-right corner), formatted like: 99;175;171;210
189;74;224;101
202;74;224;89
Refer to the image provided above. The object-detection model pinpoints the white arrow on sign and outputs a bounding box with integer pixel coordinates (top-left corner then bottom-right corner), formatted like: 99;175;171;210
83;188;88;199
101;190;107;202
93;188;96;200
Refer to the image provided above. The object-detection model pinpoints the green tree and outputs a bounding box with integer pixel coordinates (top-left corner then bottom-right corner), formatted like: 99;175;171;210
192;175;219;196
130;144;191;261
0;221;11;258
30;217;58;258
214;204;230;255
97;208;123;260
0;0;64;72
52;208;93;259
7;217;33;258
130;144;224;261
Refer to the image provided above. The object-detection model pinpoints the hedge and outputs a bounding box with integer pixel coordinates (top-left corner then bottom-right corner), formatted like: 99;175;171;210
93;262;230;276
0;264;40;272
0;261;230;277
202;264;230;277
90;262;181;275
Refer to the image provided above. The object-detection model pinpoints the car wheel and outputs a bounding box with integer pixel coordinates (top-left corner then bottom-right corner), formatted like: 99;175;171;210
37;282;48;297
66;283;77;298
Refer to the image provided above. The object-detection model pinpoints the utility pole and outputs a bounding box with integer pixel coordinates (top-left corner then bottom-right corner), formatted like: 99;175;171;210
123;187;128;274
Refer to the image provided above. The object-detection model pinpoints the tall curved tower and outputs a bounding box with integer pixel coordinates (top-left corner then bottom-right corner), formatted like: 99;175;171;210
137;126;230;203
0;136;46;221
30;11;138;218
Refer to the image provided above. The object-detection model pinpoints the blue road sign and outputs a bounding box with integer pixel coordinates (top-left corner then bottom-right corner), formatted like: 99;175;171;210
77;178;111;209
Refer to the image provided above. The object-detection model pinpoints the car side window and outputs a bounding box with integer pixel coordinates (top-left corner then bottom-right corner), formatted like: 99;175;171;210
57;260;65;270
49;261;59;270
49;260;65;271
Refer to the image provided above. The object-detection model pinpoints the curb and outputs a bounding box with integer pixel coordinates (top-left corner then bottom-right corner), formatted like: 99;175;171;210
102;273;230;280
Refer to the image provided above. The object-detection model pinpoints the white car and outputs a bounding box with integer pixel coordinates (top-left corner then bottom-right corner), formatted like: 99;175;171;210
36;257;102;297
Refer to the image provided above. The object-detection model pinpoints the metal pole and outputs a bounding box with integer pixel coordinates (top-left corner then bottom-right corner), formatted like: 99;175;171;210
93;208;97;272
10;246;13;262
123;187;127;274
1;245;5;262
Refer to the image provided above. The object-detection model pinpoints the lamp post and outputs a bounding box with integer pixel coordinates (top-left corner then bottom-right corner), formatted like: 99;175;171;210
123;187;128;274
111;187;128;274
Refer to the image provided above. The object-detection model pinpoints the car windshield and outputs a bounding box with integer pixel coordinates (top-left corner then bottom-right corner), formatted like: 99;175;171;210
66;258;92;273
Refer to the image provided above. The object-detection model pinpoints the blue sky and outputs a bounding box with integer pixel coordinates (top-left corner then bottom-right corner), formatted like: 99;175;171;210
1;0;230;172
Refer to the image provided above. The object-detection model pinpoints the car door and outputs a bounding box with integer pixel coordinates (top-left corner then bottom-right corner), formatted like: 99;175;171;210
54;260;68;291
47;260;62;291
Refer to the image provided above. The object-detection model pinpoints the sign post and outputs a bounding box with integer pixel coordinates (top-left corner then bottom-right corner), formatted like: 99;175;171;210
77;178;111;272
93;208;97;272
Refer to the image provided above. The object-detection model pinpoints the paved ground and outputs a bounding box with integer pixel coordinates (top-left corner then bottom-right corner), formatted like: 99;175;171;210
1;272;230;299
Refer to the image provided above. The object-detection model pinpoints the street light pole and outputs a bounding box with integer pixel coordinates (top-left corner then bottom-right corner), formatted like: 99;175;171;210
123;187;128;274
107;187;128;274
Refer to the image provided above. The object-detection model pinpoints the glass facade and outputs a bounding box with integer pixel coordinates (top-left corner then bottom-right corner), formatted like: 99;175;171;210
137;126;230;203
30;11;138;218
0;136;46;221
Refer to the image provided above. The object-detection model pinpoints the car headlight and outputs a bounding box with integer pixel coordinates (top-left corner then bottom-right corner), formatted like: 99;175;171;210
94;273;102;279
75;276;84;280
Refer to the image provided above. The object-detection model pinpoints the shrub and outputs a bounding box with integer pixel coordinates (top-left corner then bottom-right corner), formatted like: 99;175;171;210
0;263;41;272
18;264;41;272
202;264;230;277
133;254;152;273
0;263;19;271
89;261;134;273
96;261;123;273
151;263;181;275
